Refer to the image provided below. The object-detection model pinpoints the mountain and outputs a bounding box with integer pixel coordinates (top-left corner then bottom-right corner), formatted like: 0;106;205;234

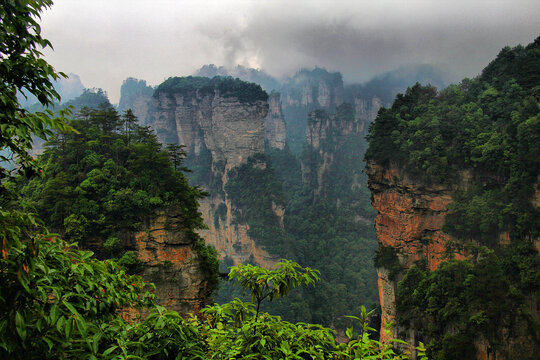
118;77;154;122
113;63;456;328
23;104;218;315
18;72;85;108
365;37;540;359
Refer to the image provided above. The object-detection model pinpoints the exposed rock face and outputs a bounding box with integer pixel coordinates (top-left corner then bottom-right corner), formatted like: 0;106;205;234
367;161;540;358
118;78;154;123
147;77;277;268
366;162;469;343
280;68;344;153
352;96;384;133
128;210;214;316
302;105;363;197
149;87;267;174
282;70;344;108
197;197;279;268
265;92;286;150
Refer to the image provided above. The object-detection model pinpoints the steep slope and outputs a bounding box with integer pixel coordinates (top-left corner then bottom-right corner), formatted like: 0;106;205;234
146;76;280;268
265;91;287;150
118;77;154;122
365;37;540;359
279;68;344;153
24;105;218;315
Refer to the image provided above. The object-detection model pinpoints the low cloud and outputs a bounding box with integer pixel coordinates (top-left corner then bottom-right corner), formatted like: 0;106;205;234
40;0;540;102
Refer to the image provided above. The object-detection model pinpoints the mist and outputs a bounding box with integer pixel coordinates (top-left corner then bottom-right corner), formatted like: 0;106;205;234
41;0;540;103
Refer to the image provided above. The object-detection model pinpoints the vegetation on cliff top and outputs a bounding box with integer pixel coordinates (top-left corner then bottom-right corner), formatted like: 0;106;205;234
155;76;268;103
366;37;540;242
22;105;219;281
366;37;540;358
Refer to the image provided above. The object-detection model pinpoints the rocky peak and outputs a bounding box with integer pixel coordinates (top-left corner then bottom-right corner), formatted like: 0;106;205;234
118;78;154;123
280;68;345;153
265;92;286;150
148;76;268;176
128;209;216;316
146;76;278;269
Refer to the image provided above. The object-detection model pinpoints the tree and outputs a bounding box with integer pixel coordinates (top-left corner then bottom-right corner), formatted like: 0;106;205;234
121;109;138;146
0;0;72;197
229;259;320;318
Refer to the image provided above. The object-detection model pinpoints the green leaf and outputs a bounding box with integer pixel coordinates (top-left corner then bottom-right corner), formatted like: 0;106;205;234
63;300;79;316
15;312;26;341
103;345;118;356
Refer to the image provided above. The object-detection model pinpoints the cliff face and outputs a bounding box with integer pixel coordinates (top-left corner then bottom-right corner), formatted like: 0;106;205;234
147;77;278;268
128;210;214;315
265;92;286;150
352;96;384;133
118;78;154;123
280;68;344;153
149;88;266;173
302;104;366;202
367;161;540;358
198;197;280;269
366;162;468;344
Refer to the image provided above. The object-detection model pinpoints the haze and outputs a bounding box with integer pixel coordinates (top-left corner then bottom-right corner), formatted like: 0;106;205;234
41;0;540;103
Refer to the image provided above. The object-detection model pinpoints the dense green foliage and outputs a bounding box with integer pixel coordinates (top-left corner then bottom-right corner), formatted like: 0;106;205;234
22;106;217;278
366;37;540;357
155;76;268;103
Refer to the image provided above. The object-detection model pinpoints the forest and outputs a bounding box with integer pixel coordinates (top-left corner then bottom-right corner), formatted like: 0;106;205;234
366;38;540;359
2;0;539;359
0;1;422;358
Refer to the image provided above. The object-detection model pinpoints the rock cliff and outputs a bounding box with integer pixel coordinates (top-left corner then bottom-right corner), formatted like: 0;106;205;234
127;210;215;316
149;77;267;173
280;68;344;153
367;161;540;358
265;92;286;150
118;78;154;123
146;77;279;268
366;162;467;343
352;96;384;133
302;104;367;203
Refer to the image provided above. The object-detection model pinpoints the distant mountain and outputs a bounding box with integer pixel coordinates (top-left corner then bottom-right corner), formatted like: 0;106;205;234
345;64;454;104
118;78;154;122
63;88;111;112
18;72;85;108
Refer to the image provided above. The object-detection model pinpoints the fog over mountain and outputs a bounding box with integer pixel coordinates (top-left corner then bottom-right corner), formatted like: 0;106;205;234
41;0;540;103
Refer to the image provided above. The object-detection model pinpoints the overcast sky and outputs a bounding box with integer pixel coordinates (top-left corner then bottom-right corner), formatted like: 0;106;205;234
41;0;540;103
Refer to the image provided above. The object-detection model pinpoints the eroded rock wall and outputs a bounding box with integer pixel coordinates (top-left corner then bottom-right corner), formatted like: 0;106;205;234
129;211;214;316
265;92;286;150
147;80;278;268
366;162;469;343
367;161;540;358
150;89;266;173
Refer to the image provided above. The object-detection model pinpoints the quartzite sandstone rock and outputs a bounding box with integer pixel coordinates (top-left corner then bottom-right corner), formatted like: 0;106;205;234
147;80;278;269
124;210;214;317
366;162;468;345
265;92;286;150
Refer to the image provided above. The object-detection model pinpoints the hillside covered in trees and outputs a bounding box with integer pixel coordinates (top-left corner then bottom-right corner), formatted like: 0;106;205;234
366;37;540;359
